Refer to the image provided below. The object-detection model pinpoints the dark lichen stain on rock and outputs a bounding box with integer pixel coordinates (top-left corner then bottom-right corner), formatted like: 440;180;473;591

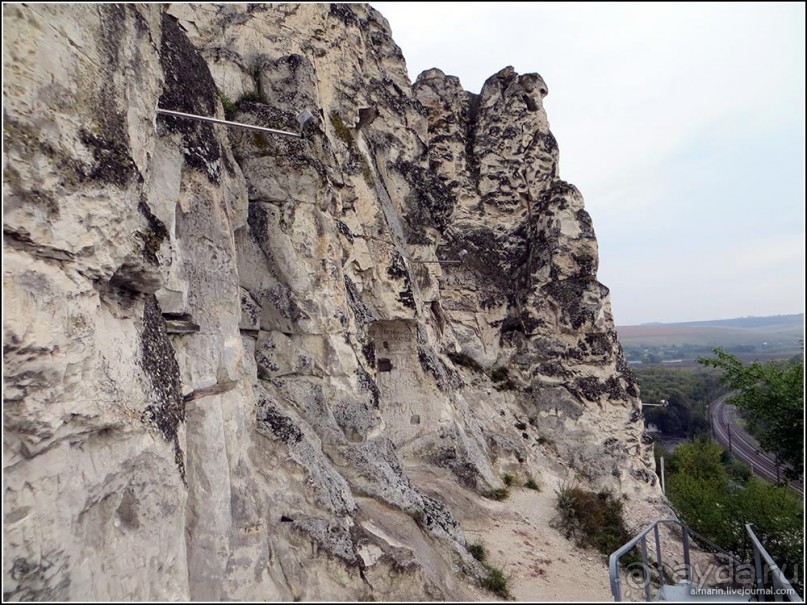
418;493;461;537
137;200;169;264
247;200;269;241
543;277;599;330
78;129;140;187
583;332;611;357
335;219;354;243
329;3;359;27
158;13;222;183
395;160;455;234
140;295;186;483
446;351;484;373
386;250;416;309
356;366;380;408
3;553;70;601
576;208;596;238
79;5;143;188
344;276;375;328
417;344;462;393
362;341;376;369
259;399;303;444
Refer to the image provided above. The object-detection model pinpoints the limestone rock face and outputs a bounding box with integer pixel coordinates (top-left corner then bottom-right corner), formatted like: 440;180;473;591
3;3;659;600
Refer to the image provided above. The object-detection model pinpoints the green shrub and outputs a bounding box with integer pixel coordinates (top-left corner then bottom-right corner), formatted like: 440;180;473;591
480;564;510;599
524;477;540;491
723;455;753;483
501;473;514;487
467;541;487;562
667;440;804;596
329;111;353;145
252;132;269;150
238;89;266;104
218;90;237;120
484;487;510;501
555;484;635;558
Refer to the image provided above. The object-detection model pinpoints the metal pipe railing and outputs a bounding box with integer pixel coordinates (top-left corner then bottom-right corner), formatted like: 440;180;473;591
609;518;682;601
156;107;304;138
610;518;745;601
745;523;802;602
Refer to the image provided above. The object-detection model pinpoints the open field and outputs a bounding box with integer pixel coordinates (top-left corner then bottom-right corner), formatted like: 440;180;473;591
617;314;803;364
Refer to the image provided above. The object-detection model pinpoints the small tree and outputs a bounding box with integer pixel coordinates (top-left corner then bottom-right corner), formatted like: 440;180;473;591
698;348;803;479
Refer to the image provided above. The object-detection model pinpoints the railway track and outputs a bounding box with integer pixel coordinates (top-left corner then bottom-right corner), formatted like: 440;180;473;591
709;396;803;495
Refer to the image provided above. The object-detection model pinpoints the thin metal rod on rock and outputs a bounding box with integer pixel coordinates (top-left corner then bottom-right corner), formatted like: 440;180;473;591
414;260;462;264
156;108;302;138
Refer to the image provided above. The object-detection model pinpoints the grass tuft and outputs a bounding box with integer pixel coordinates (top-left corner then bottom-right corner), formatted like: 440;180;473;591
467;540;487;563
238;89;266;104
484;487;510;501
329;111;354;145
480;564;511;599
524;477;541;491
218;90;237;120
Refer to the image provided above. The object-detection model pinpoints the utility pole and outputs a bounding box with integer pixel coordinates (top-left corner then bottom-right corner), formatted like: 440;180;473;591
776;454;781;484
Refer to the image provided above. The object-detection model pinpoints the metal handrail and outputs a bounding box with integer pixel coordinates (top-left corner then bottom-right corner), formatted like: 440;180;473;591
155;107;305;138
746;523;802;602
609;518;690;602
610;518;802;602
609;518;748;601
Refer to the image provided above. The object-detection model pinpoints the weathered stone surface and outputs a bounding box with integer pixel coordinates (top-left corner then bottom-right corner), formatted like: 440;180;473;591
3;3;659;600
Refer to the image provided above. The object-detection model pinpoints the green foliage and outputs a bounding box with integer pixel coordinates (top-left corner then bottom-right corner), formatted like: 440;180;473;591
218;89;237;120
329;111;354;145
484;487;510;501
653;442;677;476
501;473;514;487
480;564;510;599
634;365;720;439
673;437;728;482
721;452;752;483
252;132;269;150
467;541;487;562
555;484;635;558
666;439;804;596
524;477;541;491
238;89;266;104
699;348;804;478
537;435;553;446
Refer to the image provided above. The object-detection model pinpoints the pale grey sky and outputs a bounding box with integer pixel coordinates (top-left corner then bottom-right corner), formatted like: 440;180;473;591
372;2;805;325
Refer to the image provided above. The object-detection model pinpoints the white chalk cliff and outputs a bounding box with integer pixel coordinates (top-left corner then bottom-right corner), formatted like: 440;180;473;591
3;4;661;600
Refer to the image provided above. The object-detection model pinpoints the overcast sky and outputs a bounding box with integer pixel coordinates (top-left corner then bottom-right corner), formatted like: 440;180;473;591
372;2;805;325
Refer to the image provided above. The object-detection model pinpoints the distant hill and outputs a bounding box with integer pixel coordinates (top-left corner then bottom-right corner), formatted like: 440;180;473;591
637;314;804;331
616;314;804;364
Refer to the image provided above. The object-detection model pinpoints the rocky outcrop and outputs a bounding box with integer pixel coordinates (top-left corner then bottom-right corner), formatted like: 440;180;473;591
3;3;659;601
